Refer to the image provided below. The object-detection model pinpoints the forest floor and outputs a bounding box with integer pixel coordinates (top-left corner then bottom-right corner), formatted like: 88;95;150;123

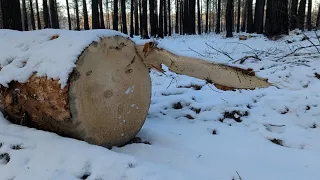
0;30;320;180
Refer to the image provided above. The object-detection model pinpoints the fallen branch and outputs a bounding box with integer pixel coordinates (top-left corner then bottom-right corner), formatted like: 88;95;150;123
205;42;235;61
233;55;262;64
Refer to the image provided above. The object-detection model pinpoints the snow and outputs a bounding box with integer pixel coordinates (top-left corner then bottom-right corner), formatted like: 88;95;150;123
0;29;127;88
1;29;320;179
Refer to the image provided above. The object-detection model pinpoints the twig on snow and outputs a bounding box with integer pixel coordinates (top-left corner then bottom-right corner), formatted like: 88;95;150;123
233;55;262;64
236;171;243;180
205;42;235;61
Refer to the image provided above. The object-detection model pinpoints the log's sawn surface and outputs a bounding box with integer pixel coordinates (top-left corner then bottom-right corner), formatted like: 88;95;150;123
0;36;152;148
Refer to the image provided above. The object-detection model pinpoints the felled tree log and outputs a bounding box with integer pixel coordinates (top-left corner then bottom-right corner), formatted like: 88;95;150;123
0;36;151;148
0;32;271;149
136;42;270;90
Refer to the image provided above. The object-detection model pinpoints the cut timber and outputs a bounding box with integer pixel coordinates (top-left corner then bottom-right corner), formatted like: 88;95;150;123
136;42;270;90
0;36;151;148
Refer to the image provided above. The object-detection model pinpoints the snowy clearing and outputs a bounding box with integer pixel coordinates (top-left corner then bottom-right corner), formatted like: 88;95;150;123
1;30;320;180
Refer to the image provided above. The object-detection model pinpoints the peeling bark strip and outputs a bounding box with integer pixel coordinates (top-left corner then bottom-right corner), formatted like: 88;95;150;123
137;42;270;90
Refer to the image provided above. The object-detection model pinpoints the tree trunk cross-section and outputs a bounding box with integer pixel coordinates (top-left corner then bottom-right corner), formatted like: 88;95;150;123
0;36;152;148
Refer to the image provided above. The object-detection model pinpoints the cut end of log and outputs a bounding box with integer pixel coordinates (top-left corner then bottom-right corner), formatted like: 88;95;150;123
0;36;152;148
137;42;271;90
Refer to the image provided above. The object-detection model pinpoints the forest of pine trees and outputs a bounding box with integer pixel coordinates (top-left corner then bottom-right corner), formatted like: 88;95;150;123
1;0;320;38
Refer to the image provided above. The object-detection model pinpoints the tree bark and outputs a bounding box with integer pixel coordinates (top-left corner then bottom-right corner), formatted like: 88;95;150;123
121;0;127;33
139;0;142;35
307;0;312;31
265;0;289;36
54;0;59;29
246;0;253;33
164;0;168;35
226;0;233;37
49;0;58;29
197;0;201;34
98;0;105;29
74;0;80;30
236;0;240;33
141;0;149;38
159;0;164;38
189;0;196;34
175;0;179;34
149;0;155;36
0;0;22;30
43;0;50;28
130;0;134;37
254;0;265;34
66;0;71;30
205;0;209;33
35;0;41;29
241;0;246;32
29;0;36;30
316;5;320;28
113;0;119;30
134;0;139;35
215;0;221;34
297;0;306;30
168;0;172;36
22;0;28;31
290;0;298;30
83;0;89;30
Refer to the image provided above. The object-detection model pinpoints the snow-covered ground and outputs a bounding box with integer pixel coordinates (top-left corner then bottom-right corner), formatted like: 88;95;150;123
1;30;320;180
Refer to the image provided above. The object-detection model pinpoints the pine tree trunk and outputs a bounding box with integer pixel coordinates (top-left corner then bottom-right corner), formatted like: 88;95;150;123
65;0;71;30
35;0;41;29
74;0;80;30
49;0;58;28
307;0;312;31
159;0;164;38
43;0;50;28
290;0;298;30
205;0;209;33
265;0;288;36
106;0;110;29
246;0;253;33
215;0;221;34
189;0;196;34
29;0;36;30
316;6;320;28
141;0;149;38
226;0;233;37
183;0;188;34
180;0;183;34
134;0;139;35
22;0;28;30
236;0;240;33
297;0;306;30
175;0;179;34
130;0;134;37
113;0;119;30
154;0;158;35
164;0;168;35
120;0;126;33
54;0;59;29
168;0;172;36
149;0;155;36
197;0;201;34
99;0;105;29
254;0;265;34
241;0;246;32
83;0;89;30
139;0;143;35
0;0;23;30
